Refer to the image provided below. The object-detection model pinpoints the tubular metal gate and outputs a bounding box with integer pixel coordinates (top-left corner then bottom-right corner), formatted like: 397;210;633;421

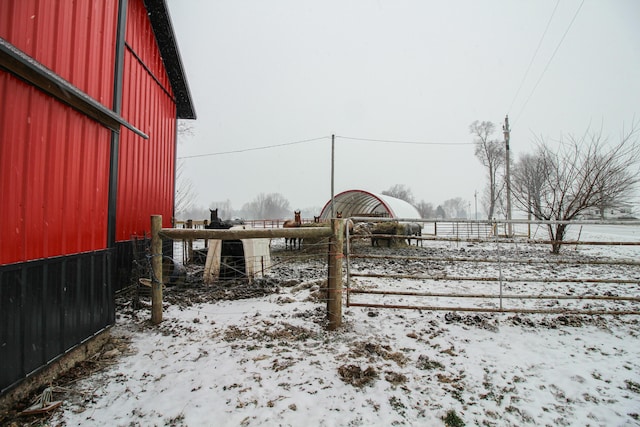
345;218;640;315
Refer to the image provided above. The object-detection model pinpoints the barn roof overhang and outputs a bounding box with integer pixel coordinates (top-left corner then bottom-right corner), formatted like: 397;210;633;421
0;37;149;139
318;189;421;220
144;0;197;120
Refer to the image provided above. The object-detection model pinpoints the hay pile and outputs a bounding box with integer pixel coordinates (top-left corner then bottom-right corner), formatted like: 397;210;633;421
371;221;406;248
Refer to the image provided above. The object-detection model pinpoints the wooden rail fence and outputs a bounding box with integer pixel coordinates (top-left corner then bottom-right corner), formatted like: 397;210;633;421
151;215;344;329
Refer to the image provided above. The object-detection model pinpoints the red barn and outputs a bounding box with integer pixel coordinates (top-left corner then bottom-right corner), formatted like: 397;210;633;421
0;0;195;397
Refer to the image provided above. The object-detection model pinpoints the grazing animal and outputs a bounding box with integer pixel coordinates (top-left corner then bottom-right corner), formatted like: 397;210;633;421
403;222;423;246
371;222;398;247
283;210;302;250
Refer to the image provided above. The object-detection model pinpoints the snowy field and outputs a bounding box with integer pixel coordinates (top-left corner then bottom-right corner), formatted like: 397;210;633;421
31;225;640;426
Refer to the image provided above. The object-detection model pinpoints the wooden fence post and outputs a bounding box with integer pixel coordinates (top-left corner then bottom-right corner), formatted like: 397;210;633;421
186;219;193;262
327;218;344;330
151;215;163;324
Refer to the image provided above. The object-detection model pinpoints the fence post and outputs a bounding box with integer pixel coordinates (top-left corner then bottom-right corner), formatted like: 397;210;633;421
327;218;344;330
151;215;163;324
186;219;193;261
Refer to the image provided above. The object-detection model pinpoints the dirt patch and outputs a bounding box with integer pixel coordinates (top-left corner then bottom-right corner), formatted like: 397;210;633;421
347;341;408;366
337;365;378;387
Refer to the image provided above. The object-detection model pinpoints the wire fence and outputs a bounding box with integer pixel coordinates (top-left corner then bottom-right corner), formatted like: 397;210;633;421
345;219;640;316
154;218;640;327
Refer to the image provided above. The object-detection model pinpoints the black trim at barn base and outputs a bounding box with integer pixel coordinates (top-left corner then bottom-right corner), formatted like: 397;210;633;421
0;250;114;394
0;239;173;395
113;237;174;293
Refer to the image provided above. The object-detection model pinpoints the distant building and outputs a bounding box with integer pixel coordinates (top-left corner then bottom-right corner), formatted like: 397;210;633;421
581;203;636;219
318;189;421;220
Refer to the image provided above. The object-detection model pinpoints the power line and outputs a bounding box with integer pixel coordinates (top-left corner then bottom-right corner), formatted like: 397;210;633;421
177;133;474;160
507;0;560;115
336;135;474;145
512;0;585;127
177;136;330;159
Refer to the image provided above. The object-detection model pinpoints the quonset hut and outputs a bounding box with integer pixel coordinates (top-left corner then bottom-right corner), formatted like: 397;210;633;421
0;0;195;401
318;189;421;220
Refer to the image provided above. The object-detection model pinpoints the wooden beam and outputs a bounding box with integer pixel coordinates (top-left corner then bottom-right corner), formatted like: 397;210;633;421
159;227;332;241
0;38;148;139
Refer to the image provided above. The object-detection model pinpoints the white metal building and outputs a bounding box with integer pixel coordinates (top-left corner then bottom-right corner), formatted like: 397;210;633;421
318;189;421;220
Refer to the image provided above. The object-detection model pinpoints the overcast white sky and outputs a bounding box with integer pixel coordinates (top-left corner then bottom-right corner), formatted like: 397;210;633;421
166;0;640;216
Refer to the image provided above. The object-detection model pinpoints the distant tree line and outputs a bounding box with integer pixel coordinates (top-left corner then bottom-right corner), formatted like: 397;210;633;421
382;184;470;219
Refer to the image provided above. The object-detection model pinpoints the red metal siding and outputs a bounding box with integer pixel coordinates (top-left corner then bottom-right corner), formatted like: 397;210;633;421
125;0;173;101
116;0;177;241
0;73;111;265
0;0;118;106
1;0;180;254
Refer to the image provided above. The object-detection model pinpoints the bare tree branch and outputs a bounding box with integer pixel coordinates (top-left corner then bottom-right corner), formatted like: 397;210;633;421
470;121;505;219
174;160;196;216
512;122;640;253
382;184;415;205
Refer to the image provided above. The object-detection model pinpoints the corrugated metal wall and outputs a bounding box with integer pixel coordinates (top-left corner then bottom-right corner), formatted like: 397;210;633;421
0;0;119;264
0;0;118;105
0;73;111;265
1;0;178;250
0;0;180;394
116;0;176;241
0;0;119;394
0;251;113;394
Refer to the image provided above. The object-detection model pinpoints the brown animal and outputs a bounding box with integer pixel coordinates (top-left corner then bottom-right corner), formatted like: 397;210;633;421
283;210;302;250
335;211;354;238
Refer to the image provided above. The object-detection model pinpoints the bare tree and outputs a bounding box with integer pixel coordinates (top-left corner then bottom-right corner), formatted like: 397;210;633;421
512;123;640;253
415;200;434;218
511;150;549;221
382;184;415;205
174;120;197;217
470;121;505;219
242;193;291;219
442;197;468;219
174;160;196;217
177;120;194;139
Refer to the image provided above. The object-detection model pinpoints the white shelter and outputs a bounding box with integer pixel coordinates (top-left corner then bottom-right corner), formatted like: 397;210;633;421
203;225;272;284
318;189;421;220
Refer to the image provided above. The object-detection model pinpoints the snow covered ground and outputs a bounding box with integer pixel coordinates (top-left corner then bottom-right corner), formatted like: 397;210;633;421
42;227;640;426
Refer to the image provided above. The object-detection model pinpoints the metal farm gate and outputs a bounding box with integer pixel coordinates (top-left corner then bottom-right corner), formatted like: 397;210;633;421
344;219;640;316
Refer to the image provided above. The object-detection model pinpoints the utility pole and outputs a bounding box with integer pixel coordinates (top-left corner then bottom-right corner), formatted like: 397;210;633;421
474;190;478;220
331;134;335;218
503;115;512;236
